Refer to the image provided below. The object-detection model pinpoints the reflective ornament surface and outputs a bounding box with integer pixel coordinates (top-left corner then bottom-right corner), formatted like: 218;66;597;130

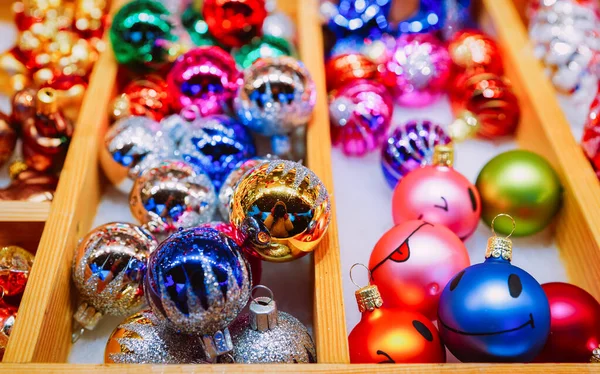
145;226;251;334
368;220;470;320
181;5;217;47
72;222;158;338
0;161;58;202
235;56;316;137
11;87;36;126
381;120;452;189
218;157;268;221
232;35;294;69
111;75;171;122
383;34;451;107
448;30;504;78
325;53;379;92
0;112;16;167
105;310;208;364
262;11;296;43
582;88;600;174
476;150;562;236
322;0;391;38
167;46;242;115
0;245;34;297
129;160;217;237
329;79;392;157
230;160;330;262
202;0;267;48
0;300;17;360
179;114;256;190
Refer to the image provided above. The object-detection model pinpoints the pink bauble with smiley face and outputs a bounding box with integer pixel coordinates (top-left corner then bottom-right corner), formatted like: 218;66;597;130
368;220;470;320
392;165;481;241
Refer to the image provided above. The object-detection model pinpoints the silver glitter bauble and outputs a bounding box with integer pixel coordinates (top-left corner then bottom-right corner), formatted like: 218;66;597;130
218;157;268;221
229;291;316;363
262;11;296;43
100;116;177;193
105;310;208;364
129;160;217;238
234;56;316;137
71;222;158;341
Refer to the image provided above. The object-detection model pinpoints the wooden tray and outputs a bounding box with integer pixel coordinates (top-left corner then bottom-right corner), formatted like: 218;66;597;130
2;0;598;372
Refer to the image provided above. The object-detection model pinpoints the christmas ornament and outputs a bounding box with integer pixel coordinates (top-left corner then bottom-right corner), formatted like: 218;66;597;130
582;88;600;173
72;222;159;341
199;221;262;286
329;79;392;157
229;285;316;363
0;245;34;297
392;146;481;241
181;5;216;47
167;46;242;115
441;0;474;40
218;157;268;221
100;116;177;193
105;309;208;364
11;87;37;127
368;220;469;320
262;11;296;43
449;73;520;141
129;160;217;237
448;30;504;78
0;161;58;202
110;0;177;70
392;0;446;35
438;215;551;362
202;0;267;48
535;282;600;362
41;75;88;123
73;0;108;39
322;0;391;38
230;160;331;262
110;75;171;122
234;56;315;155
325;53;379;92
232;35;294;69
381;120;452;189
144;226;251;360
348;264;446;363
178;114;256;190
22;88;73;172
383;33;451;107
0;112;17;167
0;300;17;360
476;150;562;236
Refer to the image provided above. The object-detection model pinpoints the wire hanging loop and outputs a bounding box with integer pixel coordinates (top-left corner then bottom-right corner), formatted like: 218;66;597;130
350;263;372;289
250;284;274;305
491;213;516;239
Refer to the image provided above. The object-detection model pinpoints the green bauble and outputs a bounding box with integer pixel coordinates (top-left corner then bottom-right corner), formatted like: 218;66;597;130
476;150;563;236
110;0;177;70
232;36;295;69
181;5;217;47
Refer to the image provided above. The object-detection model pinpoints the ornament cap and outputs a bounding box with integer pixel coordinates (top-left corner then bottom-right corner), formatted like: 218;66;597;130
350;263;383;313
200;328;233;362
432;145;454;167
72;302;103;342
485;214;515;262
249;285;278;332
449;110;480;142
591;346;600;363
36;88;58;115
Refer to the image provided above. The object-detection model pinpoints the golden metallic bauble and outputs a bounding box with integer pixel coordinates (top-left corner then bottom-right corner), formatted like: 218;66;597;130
230;160;331;262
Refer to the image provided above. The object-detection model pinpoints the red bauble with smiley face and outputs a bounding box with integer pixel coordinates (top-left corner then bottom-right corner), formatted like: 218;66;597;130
391;148;481;240
368;220;470;320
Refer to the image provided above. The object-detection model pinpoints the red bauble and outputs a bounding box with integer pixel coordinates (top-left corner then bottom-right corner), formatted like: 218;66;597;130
368;221;470;320
325;53;380;92
0;299;17;360
202;0;267;48
349;306;445;363
448;30;504;78
0;246;34;297
114;75;171;121
535;282;600;362
582;88;600;174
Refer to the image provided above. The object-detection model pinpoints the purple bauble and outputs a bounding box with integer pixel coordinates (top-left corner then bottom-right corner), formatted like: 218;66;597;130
381;120;452;189
330;79;393;157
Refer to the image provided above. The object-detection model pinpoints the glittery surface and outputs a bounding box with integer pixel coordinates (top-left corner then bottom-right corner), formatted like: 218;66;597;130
229;311;316;363
178;115;257;190
322;0;391;38
230;160;331;262
232;35;295;69
72;222;159;318
234;56;316;137
0;246;34;297
145;227;251;334
262;12;296;43
202;0;267;48
129;160;217;237
105;310;208;364
218;157;268;221
381;119;452;189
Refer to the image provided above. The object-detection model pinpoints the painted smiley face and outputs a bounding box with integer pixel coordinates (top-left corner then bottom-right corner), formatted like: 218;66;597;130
392;165;481;241
368;220;470;320
437;259;551;362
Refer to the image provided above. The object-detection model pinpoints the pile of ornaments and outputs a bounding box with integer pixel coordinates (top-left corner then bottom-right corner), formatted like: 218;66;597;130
68;0;331;365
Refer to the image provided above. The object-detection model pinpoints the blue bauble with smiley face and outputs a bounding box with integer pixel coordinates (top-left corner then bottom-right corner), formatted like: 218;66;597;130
437;231;550;362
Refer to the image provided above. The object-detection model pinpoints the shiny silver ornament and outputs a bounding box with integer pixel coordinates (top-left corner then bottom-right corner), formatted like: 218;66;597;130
234;56;316;137
229;286;316;363
72;222;159;342
100;116;178;193
218;157;269;221
262;12;296;43
105;310;208;364
129;160;217;238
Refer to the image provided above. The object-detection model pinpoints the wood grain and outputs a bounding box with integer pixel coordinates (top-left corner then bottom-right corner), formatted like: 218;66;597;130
298;0;350;364
484;0;600;302
3;0;124;363
0;202;51;222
